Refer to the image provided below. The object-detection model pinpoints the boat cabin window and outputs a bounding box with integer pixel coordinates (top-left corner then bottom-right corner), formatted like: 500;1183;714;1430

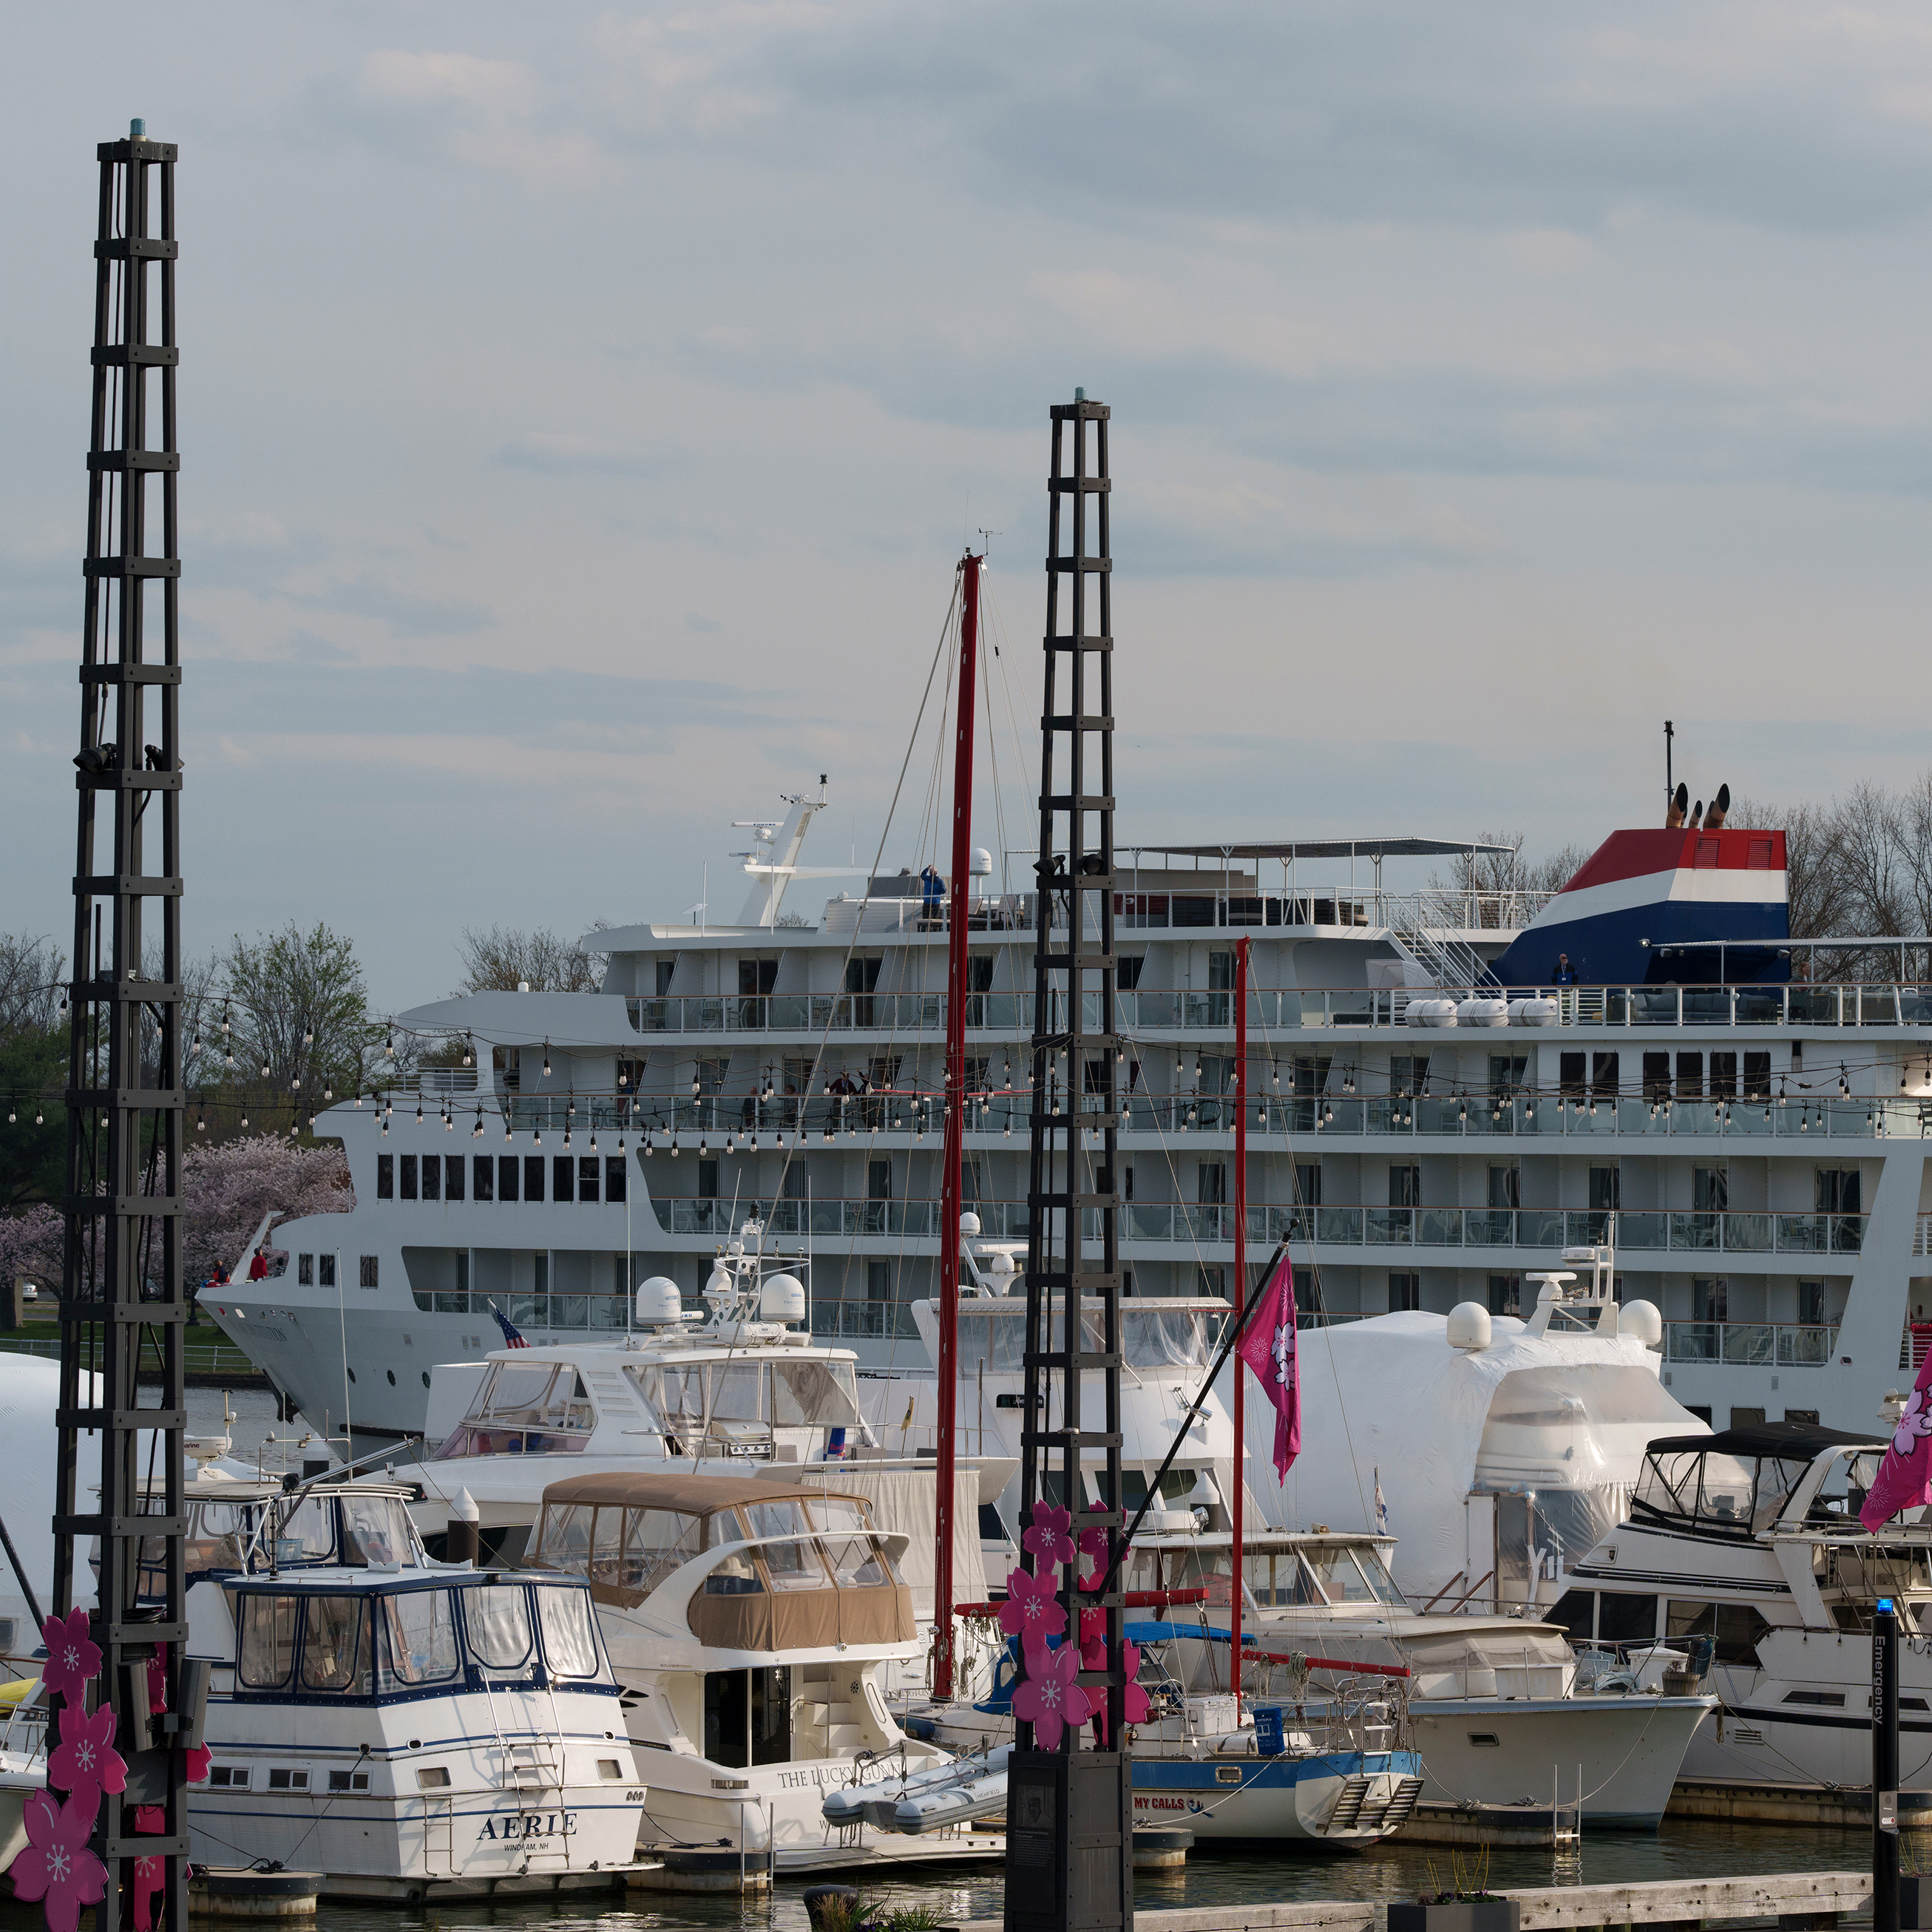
1301;1546;1388;1606
705;1665;792;1769
186;1500;257;1576
299;1597;372;1694
1241;1550;1325;1608
464;1584;534;1672
772;1360;862;1428
536;1584;601;1678
743;1501;822;1592
237;1594;300;1689
628;1360;863;1455
811;1498;891;1587
340;1496;413;1567
707;1549;764;1596
379;1589;461;1687
277;1497;339;1565
435;1362;596;1458
1119;1468;1199;1516
1666;1599;1772;1667
1806;1448;1888;1523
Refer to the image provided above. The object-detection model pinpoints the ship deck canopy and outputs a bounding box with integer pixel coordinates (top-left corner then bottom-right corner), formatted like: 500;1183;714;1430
1127;837;1516;862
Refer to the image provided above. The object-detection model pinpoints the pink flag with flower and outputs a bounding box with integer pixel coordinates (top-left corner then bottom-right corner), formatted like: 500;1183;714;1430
1862;1349;1932;1531
1236;1252;1301;1481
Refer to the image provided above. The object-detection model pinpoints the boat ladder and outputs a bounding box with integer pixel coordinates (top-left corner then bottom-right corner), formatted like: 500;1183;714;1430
1326;1772;1423;1835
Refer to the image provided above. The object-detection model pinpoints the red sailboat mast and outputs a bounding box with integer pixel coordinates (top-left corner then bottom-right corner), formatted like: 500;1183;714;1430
934;551;982;1701
1232;932;1249;1713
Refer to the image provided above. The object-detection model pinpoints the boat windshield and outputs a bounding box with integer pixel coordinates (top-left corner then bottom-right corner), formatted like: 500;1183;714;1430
1633;1445;1814;1538
953;1307;1208;1375
434;1363;597;1459
623;1358;863;1457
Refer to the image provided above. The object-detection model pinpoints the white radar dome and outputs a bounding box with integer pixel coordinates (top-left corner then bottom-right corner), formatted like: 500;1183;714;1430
703;1264;734;1306
634;1276;683;1325
1446;1302;1492;1352
959;1211;982;1238
761;1273;807;1324
1619;1298;1663;1348
969;847;993;876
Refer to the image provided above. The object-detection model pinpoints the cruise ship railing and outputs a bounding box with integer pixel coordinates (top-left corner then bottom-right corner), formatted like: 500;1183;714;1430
643;1194;1868;1258
588;1089;1918;1142
612;981;1932;1037
1664;1321;1840;1366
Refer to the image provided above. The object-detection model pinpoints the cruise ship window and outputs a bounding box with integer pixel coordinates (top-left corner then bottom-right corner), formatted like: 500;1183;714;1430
421;1156;439;1202
1816;1168;1861;1213
1488;1055;1527;1097
524;1156;544;1202
1800;1281;1825;1325
446;1156;464;1201
1589;1167;1621;1212
1116;955;1142;991
1488;1274;1520;1316
867;1160;892;1201
555;1156;575;1202
1709;1051;1738;1098
400;1156;418;1201
1693;1167;1728;1213
1676;1052;1704;1099
1693;1278;1728;1321
1389;1054;1429;1097
360;1256;378;1287
1389;1272;1420;1312
298;1255;313;1286
1743;1051;1772;1099
1592;1051;1620;1096
655;960;675;997
579;1158;600;1202
319;1255;335;1288
1641;1053;1671;1101
1207;952;1234;992
378;1155;393;1199
1389;1165;1420;1208
1488;1165;1519;1210
1295;1163;1322;1207
1559;1052;1585;1100
738;959;777;996
1199;1163;1228;1205
498;1156;518;1201
473;1156;493;1201
606;1156;626;1203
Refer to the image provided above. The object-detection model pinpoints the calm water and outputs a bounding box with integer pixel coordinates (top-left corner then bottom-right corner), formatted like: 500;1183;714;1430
169;1397;1872;1928
204;1821;1873;1932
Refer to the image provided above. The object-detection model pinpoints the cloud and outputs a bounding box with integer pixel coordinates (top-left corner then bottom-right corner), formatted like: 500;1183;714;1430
492;434;687;479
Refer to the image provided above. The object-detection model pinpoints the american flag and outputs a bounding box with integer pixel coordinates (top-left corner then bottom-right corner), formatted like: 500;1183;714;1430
488;1301;529;1349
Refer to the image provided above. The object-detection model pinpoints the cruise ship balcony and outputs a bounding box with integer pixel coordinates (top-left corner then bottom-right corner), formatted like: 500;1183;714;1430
643;1194;1868;1261
612;980;1932;1038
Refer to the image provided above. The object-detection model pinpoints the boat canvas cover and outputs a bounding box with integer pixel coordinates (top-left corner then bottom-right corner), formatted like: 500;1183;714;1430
1244;1312;1706;1598
535;1471;915;1652
779;1462;989;1621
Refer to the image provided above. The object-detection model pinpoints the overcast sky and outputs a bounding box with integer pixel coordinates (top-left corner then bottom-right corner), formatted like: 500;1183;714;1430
7;3;1932;1008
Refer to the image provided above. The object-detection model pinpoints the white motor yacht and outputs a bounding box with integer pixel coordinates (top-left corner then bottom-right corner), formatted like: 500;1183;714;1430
1247;1243;1709;1616
1119;1525;1712;1826
1556;1418;1932;1788
524;1471;1003;1874
378;1238;1006;1636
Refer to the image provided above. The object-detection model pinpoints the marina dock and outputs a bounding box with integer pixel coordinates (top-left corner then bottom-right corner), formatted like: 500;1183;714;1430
951;1871;1875;1932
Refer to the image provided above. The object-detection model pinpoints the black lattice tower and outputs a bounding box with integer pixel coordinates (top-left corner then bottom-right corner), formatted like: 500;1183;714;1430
53;121;190;1932
1004;396;1131;1932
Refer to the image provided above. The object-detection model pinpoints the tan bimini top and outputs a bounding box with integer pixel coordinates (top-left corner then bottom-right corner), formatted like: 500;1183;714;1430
532;1472;914;1653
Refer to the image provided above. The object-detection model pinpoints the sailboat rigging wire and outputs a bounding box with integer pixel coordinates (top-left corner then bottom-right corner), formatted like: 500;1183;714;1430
759;572;961;1358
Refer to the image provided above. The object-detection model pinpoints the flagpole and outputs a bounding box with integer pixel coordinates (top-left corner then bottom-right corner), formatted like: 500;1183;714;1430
1090;1233;1289;1604
1232;935;1250;1714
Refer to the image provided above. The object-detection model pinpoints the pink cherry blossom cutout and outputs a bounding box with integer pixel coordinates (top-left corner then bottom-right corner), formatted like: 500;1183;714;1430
997;1567;1066;1657
1021;1505;1074;1570
38;1613;100;1706
8;1790;106;1932
1011;1641;1091;1750
47;1701;125;1809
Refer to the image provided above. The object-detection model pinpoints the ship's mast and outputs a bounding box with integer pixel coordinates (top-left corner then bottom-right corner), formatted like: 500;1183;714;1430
52;119;191;1932
934;552;982;1702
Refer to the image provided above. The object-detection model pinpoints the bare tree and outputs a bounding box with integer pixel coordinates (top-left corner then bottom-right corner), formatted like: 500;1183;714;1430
1729;793;1854;947
0;935;64;1040
455;926;603;994
1428;833;1588;924
224;923;380;1113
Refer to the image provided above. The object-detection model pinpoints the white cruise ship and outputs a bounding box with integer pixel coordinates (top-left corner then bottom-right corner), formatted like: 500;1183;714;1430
204;789;1929;1450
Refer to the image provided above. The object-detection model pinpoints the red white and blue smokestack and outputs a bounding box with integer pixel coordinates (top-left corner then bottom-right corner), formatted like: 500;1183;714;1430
1488;827;1789;986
